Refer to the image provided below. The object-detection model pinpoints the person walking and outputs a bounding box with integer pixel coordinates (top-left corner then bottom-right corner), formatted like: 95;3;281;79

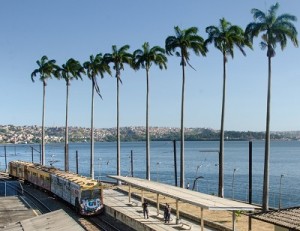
164;203;168;223
142;201;149;219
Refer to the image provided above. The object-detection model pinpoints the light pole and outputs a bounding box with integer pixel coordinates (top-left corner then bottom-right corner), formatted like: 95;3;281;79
279;174;284;209
232;168;239;199
192;176;204;191
195;164;202;177
49;154;59;167
156;162;161;182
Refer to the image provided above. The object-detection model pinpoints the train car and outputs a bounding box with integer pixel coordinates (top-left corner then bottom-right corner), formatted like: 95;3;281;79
27;164;57;191
8;160;35;181
8;160;104;216
51;170;104;216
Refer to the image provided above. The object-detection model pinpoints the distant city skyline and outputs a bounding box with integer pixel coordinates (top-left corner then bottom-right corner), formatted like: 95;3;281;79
0;0;299;132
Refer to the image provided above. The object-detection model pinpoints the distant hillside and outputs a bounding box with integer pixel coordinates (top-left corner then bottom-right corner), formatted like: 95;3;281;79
0;124;299;144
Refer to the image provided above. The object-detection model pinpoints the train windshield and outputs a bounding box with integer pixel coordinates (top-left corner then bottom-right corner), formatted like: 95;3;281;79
81;189;101;199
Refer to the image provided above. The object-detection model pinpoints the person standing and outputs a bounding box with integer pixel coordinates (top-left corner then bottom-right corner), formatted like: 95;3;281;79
142;201;149;219
164;203;168;223
167;204;171;223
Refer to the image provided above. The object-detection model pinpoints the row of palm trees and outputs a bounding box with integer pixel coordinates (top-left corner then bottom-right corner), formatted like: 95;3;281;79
31;3;298;211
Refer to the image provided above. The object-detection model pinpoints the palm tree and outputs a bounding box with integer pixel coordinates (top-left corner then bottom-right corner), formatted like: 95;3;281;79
104;45;132;179
133;42;167;180
31;55;58;166
245;2;298;211
165;26;207;188
83;54;111;180
56;58;85;172
205;18;252;198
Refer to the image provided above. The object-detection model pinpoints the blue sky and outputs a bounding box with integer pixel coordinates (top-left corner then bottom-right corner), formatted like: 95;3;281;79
0;0;299;131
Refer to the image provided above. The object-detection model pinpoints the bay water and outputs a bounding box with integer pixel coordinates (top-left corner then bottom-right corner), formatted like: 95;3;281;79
1;140;300;209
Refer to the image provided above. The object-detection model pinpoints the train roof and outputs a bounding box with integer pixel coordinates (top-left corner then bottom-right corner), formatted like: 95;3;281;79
27;163;58;174
10;160;36;167
9;161;101;189
54;170;101;189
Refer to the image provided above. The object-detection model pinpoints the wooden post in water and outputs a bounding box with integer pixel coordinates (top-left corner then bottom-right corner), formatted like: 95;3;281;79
249;141;252;204
131;150;133;177
4;146;7;172
39;144;42;164
31;147;34;163
76;150;79;174
173;140;178;187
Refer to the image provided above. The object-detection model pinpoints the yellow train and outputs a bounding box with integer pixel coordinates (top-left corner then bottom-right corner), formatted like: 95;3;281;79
8;160;104;216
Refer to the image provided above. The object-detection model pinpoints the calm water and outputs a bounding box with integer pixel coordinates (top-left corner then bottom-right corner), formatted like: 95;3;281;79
1;140;300;209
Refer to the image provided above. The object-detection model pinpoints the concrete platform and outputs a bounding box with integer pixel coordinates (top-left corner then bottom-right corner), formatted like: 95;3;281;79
104;189;216;231
0;194;84;230
0;196;36;228
1;209;84;231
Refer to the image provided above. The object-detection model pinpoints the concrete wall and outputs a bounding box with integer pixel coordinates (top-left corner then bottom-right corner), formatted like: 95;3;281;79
275;225;288;231
105;205;156;231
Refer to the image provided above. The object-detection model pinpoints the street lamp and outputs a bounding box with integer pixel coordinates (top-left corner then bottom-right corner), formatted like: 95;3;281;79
49;154;59;167
192;176;204;191
195;164;202;177
279;174;284;209
232;168;239;199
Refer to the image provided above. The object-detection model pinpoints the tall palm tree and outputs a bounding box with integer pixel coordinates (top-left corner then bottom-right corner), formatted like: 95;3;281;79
246;2;298;211
104;45;132;179
206;18;252;198
83;54;111;180
31;55;58;166
56;58;85;172
133;42;167;180
165;26;207;188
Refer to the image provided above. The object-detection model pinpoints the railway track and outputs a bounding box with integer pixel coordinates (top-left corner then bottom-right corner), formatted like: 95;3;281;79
88;215;122;231
1;178;52;214
1;177;135;231
2;179;131;230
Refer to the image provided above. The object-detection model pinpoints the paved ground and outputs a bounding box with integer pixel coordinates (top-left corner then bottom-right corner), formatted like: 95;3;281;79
0;196;36;228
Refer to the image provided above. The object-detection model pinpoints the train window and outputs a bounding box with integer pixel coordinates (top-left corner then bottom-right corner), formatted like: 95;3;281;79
92;189;100;198
81;190;91;198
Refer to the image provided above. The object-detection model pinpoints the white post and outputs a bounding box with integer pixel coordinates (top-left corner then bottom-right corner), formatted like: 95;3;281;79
176;199;180;224
201;207;204;231
156;193;160;216
232;211;236;231
128;184;131;203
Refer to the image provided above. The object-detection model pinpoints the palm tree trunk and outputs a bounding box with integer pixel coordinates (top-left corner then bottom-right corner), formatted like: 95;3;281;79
117;72;121;178
218;54;226;198
263;56;272;211
41;81;46;165
180;57;185;188
146;68;150;180
65;82;69;172
90;80;95;179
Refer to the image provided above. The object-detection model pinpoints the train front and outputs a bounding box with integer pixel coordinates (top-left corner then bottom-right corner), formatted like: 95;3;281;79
79;187;104;216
